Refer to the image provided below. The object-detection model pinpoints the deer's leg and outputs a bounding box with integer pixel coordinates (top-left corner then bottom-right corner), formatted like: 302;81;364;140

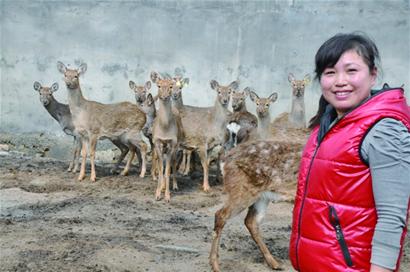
171;147;178;191
111;140;129;174
138;143;148;178
154;143;164;201
72;137;81;173
164;150;172;202
209;199;247;272
78;139;88;181
183;150;192;176
89;136;98;182
198;147;210;192
151;148;158;181
121;145;135;176
178;149;186;174
245;199;281;270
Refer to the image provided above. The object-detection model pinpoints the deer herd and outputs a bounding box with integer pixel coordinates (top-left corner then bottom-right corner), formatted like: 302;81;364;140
33;61;310;271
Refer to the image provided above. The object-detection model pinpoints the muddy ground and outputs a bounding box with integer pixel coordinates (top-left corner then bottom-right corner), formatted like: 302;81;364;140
0;132;409;272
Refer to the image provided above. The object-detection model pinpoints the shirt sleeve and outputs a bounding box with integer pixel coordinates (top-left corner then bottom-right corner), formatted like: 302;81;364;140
361;118;410;270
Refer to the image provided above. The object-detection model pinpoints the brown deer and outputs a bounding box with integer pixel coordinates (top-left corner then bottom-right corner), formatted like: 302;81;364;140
249;90;278;140
33;81;82;172
171;79;236;191
209;140;303;271
223;87;258;149
129;80;151;107
273;73;310;129
225;90;278;150
57;61;149;181
151;71;184;202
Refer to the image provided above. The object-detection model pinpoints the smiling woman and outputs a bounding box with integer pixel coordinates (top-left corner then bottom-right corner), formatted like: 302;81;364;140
289;32;410;272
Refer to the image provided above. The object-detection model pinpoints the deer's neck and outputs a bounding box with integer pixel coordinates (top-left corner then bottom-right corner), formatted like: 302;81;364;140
173;97;184;111
257;114;271;139
45;97;62;121
212;100;229;127
158;99;175;129
290;96;305;121
67;86;87;112
234;103;247;113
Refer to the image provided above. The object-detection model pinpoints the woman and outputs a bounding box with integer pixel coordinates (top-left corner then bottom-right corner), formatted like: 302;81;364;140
289;32;410;272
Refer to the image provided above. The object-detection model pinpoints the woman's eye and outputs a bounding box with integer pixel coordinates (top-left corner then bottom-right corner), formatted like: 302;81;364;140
347;69;357;73
324;70;335;75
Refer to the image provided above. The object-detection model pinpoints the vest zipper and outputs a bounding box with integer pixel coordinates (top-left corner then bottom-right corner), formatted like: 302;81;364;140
294;145;319;270
328;205;354;267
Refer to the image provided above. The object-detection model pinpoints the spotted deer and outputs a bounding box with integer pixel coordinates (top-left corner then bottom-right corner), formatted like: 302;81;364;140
171;79;236;191
33;81;82;172
209;140;303;272
151;71;185;202
57;61;149;181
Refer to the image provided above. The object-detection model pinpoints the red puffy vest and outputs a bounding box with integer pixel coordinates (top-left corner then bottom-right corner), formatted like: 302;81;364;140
289;89;410;272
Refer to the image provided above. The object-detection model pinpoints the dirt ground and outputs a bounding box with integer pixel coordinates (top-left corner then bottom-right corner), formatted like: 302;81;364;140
0;132;409;272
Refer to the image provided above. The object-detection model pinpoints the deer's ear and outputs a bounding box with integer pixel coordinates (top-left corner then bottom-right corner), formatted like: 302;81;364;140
151;72;160;83
129;80;136;90
304;74;311;85
33;81;42;92
182;78;189;88
145;81;151;90
229;80;239;91
243;87;251;97
249;90;259;102
78;63;87;75
210;80;219;90
288;73;295;83
269;92;278;103
147;93;154;105
57;61;66;74
51;82;59;92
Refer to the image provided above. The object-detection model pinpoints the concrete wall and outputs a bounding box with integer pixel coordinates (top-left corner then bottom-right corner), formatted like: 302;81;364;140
1;0;409;133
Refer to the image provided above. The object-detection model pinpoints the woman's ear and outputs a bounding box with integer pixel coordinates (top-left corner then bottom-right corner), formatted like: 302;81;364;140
370;67;378;86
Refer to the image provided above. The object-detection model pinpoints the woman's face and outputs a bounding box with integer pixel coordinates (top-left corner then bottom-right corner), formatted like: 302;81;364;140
320;49;377;117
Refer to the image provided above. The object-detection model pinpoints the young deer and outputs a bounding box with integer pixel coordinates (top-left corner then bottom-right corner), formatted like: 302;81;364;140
129;80;151;107
249;90;278;140
151;71;184;202
272;73;310;129
172;79;236;192
209;140;303;272
57;61;149;181
33;81;81;172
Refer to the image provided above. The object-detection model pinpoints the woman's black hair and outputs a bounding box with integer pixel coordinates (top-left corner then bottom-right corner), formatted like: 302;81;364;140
309;32;380;128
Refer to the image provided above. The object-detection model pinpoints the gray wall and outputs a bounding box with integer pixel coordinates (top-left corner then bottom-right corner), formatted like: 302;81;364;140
1;0;409;133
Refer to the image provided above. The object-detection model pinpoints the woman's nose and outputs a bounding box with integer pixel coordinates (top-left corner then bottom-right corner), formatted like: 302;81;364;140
335;73;348;86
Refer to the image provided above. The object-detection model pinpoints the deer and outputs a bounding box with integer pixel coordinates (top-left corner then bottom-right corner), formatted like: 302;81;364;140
57;61;149;181
150;71;185;202
209;139;303;272
33;81;81;172
171;79;236;192
249;90;278;140
129;80;151;107
273;73;310;129
223;87;258;149
224;90;278;150
168;75;197;176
